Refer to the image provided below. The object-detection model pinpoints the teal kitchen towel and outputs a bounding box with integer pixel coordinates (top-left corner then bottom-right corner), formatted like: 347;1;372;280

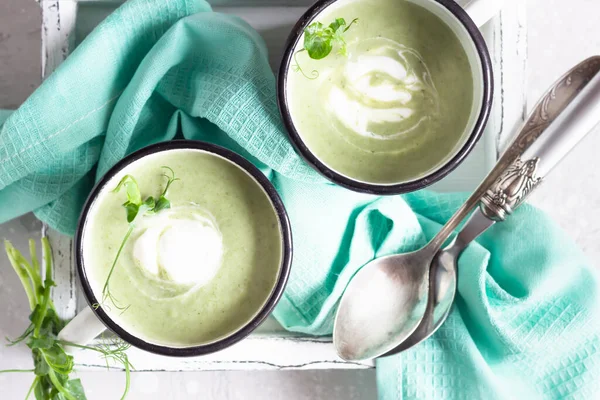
1;0;599;398
0;110;12;126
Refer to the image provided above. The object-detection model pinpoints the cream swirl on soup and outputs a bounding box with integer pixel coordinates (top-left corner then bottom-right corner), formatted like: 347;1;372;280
325;38;440;141
132;205;223;288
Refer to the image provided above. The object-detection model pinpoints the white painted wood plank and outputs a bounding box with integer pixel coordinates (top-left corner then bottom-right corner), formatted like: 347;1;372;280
41;0;81;324
41;1;78;78
46;228;78;320
77;336;374;371
42;0;527;370
492;2;528;154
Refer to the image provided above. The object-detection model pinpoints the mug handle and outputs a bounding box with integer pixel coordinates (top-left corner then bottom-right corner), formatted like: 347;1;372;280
463;0;506;28
58;307;106;353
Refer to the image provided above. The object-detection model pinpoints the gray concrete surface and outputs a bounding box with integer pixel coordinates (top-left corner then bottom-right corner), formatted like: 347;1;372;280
2;0;600;399
0;0;41;108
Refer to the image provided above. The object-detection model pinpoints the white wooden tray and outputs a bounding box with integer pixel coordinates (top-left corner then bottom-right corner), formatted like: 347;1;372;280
40;0;527;371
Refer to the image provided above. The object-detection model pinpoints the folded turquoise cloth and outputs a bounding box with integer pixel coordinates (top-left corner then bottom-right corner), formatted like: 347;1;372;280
1;0;599;398
0;110;12;125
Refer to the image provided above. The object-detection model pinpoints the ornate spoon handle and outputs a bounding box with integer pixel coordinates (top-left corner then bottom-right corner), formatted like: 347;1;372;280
481;56;600;220
429;56;600;248
430;56;600;249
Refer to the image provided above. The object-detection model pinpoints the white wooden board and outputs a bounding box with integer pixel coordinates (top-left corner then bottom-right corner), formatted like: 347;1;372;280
40;0;527;371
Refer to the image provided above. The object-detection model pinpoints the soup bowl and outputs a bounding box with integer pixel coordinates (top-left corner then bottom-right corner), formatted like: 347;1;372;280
58;140;292;356
277;0;498;194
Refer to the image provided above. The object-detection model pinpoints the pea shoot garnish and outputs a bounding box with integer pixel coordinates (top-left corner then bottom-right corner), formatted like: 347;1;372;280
96;166;180;312
1;238;133;400
293;17;358;79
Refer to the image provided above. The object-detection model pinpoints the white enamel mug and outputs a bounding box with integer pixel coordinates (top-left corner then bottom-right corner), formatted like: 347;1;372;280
278;0;505;194
58;141;293;357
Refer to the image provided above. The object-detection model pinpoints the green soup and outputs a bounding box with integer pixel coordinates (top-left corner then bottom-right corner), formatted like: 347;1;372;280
287;0;474;184
83;149;283;347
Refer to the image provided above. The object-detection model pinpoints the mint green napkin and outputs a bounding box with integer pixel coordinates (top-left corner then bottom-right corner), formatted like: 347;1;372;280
0;110;12;125
1;0;599;398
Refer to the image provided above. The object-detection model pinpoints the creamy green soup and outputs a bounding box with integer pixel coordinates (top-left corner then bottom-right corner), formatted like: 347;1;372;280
287;0;474;184
83;149;283;347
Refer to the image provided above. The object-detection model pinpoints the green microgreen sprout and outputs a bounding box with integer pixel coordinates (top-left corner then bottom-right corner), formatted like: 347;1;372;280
95;166;179;312
293;17;358;79
0;238;133;399
60;336;134;400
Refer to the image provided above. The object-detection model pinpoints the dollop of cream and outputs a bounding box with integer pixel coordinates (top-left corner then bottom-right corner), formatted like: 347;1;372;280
325;38;440;140
132;205;223;286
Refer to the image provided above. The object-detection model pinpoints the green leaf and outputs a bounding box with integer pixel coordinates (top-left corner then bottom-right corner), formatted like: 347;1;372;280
306;36;333;59
62;379;87;400
334;18;358;56
34;378;45;400
297;17;358;66
328;17;346;32
47;370;75;400
43;345;74;375
29;305;42;323
304;22;334;60
112;175;142;206
30;303;50;340
143;196;156;209
42;308;63;335
305;21;324;35
125;203;139;224
153;196;171;213
5;241;38;310
56;372;69;387
34;350;50;376
27;334;56;350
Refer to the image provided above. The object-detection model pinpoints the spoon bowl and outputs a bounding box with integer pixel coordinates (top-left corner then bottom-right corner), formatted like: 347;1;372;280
333;252;431;361
385;208;490;355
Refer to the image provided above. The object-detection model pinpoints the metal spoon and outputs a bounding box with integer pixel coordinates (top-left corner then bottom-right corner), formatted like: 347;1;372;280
386;55;600;355
333;56;600;361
